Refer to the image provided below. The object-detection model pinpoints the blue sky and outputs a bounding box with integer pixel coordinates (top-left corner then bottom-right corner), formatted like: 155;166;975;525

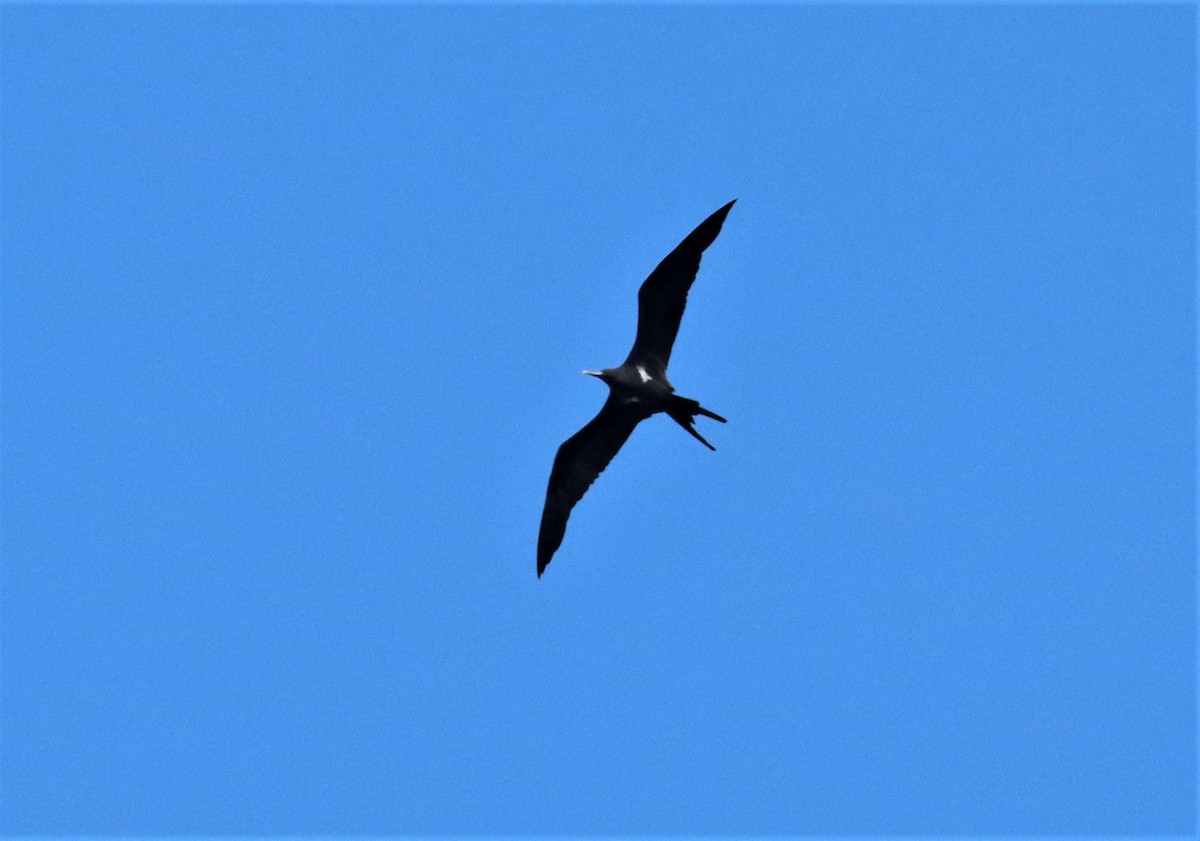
1;3;1194;835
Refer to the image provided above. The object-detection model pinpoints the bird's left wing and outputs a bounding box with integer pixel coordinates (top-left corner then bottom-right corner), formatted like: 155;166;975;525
624;200;736;373
537;394;647;576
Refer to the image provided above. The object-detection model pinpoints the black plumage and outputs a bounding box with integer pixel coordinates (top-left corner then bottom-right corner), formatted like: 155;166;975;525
537;201;735;577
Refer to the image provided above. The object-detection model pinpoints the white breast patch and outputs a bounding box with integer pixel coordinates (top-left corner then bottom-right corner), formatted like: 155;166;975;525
637;366;651;383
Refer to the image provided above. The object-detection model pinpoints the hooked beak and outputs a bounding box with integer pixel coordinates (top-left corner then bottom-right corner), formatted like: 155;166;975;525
582;370;603;379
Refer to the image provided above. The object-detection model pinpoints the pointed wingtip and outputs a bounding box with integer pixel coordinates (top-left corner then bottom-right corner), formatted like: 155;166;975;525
703;199;736;232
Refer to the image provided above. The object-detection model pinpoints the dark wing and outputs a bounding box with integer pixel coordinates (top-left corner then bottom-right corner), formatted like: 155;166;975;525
537;393;648;576
624;199;736;373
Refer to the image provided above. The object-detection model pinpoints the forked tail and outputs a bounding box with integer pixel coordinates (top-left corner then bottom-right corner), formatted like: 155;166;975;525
666;396;727;451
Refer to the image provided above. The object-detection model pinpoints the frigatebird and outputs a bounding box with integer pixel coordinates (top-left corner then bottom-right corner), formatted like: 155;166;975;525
537;200;736;577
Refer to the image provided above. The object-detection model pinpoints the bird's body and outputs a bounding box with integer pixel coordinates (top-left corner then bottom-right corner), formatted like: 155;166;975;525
537;200;736;576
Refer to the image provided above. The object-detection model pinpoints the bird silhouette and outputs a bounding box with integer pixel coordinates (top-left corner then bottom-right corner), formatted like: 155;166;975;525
537;200;735;577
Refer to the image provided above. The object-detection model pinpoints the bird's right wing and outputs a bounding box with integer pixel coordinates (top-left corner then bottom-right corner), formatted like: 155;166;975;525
537;394;647;576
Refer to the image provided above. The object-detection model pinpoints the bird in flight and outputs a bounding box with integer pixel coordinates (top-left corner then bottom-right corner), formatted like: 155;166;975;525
537;200;736;577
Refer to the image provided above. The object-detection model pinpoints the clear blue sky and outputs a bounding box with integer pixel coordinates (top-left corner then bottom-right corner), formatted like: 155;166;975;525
1;3;1194;835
